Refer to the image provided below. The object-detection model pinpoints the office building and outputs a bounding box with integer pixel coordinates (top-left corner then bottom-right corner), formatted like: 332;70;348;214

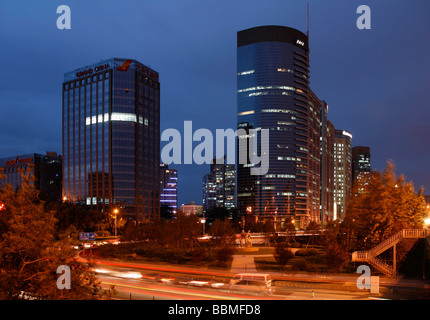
236;25;322;229
0;152;62;202
352;146;371;182
181;201;203;216
320;106;335;224
160;163;178;216
333;129;352;220
62;57;160;221
202;156;236;212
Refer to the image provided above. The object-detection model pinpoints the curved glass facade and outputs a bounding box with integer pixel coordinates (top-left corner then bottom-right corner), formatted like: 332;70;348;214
237;26;321;228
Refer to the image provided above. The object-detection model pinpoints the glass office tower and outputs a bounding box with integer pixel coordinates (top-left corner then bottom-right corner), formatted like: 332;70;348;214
237;25;321;229
62;58;160;221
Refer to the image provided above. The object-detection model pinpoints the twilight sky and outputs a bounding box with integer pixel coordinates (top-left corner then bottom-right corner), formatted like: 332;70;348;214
1;0;429;206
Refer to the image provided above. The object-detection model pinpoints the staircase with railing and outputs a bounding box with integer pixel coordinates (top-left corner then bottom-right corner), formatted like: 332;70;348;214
351;229;430;278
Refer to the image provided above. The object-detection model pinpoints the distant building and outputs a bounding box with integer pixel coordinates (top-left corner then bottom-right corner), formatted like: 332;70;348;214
160;163;178;215
181;201;203;216
352;146;371;182
333;130;352;220
202;156;235;212
0;152;62;202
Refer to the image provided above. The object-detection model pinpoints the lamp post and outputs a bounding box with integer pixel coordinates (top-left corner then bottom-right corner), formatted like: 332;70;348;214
201;218;206;235
113;208;119;238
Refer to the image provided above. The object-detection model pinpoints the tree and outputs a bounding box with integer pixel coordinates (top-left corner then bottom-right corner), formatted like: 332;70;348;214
274;241;294;271
206;206;230;224
344;161;427;251
0;168;101;299
208;218;236;247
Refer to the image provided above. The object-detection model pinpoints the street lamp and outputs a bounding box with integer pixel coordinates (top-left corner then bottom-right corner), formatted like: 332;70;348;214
113;208;119;238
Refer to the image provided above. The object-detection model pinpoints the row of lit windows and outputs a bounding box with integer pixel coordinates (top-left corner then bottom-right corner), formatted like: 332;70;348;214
237;68;295;76
237;85;296;93
85;112;149;126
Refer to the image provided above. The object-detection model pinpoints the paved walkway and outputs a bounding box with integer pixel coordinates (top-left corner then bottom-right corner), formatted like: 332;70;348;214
230;253;274;274
230;248;300;274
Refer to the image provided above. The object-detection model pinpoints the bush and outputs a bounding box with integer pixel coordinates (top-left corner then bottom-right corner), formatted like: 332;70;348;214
274;242;294;270
294;248;319;256
291;259;320;272
290;242;302;248
216;246;235;263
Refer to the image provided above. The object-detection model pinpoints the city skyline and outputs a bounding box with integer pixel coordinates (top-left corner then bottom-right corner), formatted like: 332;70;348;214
1;1;430;207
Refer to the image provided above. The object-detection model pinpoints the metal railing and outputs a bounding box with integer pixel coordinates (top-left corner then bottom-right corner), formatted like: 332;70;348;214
351;228;429;277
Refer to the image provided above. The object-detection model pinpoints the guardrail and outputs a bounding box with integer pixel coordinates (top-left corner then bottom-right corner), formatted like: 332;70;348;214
351;228;429;277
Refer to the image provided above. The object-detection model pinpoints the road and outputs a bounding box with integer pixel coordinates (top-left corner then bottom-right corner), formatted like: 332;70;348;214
91;262;372;300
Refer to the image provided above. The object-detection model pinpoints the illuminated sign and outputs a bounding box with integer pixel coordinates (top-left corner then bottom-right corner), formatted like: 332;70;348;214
117;59;159;80
75;63;111;78
342;131;353;139
136;64;159;81
5;157;33;167
117;59;132;71
296;39;305;47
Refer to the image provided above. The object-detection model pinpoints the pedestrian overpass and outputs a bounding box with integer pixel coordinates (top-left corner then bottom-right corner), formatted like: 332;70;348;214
352;229;430;278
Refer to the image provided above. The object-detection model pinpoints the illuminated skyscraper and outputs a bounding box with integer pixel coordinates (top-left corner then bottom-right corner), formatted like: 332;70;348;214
237;25;322;228
160;163;178;216
333;129;352;220
352;146;371;182
62;58;160;221
202;156;236;212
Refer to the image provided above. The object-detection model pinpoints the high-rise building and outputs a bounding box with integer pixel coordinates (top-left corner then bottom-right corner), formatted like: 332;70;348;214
0;152;62;202
202;156;236;212
333;129;352;220
62;58;160;221
352;146;371;182
160;163;178;216
320;104;335;224
236;25;322;229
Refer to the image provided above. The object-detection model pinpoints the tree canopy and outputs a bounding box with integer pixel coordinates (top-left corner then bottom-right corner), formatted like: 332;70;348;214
343;161;427;251
0;169;101;299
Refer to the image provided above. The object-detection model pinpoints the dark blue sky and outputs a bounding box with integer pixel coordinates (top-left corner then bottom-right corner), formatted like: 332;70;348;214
1;0;430;206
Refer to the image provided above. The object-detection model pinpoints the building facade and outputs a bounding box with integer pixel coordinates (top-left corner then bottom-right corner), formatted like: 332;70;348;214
236;25;322;229
181;201;203;216
202;156;236;212
352;146;371;182
0;152;62;202
62;57;160;221
160;163;178;216
333;129;352;220
320;107;335;224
